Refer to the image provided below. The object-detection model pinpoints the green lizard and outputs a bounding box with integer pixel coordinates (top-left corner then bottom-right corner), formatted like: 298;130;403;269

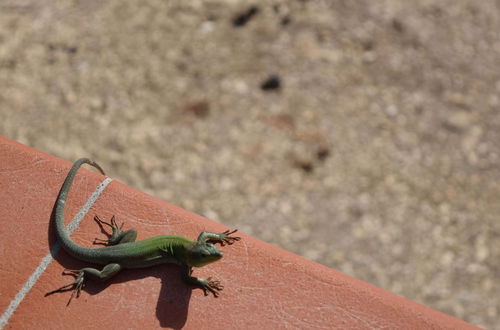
46;158;240;304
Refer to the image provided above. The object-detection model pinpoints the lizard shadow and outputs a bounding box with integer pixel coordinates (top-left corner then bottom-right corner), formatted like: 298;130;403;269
85;264;193;329
52;252;193;329
47;209;194;329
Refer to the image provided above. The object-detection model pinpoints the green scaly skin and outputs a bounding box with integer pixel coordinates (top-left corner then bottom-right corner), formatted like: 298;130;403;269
46;158;240;304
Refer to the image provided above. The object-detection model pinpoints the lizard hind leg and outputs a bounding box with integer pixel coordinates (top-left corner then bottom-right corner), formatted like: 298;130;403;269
45;263;122;305
93;215;137;245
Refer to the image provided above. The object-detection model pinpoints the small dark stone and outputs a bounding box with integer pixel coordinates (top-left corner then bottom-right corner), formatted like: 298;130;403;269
316;147;330;161
233;6;259;27
362;39;374;51
297;161;314;173
392;18;404;33
184;100;210;118
289;153;314;173
66;46;78;54
260;75;281;91
281;16;291;26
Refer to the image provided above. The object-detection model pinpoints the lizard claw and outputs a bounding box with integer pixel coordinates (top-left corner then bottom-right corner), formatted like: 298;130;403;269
218;229;241;246
45;270;86;306
202;277;224;298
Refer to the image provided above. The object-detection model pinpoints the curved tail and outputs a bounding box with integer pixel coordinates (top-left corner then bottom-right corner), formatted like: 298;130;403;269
54;158;105;256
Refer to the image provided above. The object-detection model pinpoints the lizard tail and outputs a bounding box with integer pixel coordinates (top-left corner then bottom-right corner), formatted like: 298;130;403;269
54;158;105;255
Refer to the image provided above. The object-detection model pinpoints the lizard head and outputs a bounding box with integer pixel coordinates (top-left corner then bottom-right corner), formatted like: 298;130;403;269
188;242;223;267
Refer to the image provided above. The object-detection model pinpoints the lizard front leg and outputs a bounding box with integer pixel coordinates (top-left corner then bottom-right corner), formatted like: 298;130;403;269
93;215;137;245
45;263;122;305
181;265;223;297
197;229;241;246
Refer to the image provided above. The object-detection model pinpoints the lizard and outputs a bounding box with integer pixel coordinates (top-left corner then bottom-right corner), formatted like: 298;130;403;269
46;158;240;304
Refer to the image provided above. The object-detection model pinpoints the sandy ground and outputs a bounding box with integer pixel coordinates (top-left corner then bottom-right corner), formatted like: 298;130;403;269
1;1;499;327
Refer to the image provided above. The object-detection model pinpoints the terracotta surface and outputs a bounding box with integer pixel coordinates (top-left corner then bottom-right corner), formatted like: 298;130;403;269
0;136;478;329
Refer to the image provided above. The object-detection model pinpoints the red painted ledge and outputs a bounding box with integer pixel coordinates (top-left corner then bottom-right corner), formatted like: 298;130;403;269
0;136;478;329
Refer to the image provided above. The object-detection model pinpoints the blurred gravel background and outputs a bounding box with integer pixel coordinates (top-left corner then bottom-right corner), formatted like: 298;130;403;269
1;1;499;327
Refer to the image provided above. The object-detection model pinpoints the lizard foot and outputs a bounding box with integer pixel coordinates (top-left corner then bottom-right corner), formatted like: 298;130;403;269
93;215;123;245
215;229;241;246
45;269;85;305
201;277;224;298
93;215;137;245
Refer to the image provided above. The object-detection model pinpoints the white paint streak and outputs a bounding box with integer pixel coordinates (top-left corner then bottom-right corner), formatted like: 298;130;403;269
0;177;113;329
